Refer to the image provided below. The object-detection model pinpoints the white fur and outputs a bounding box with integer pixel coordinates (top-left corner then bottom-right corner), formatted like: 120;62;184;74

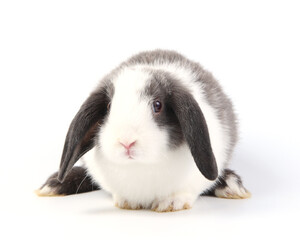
36;185;57;196
83;62;231;211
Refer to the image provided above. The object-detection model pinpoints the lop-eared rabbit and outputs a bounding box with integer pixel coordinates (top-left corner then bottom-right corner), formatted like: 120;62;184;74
37;50;250;212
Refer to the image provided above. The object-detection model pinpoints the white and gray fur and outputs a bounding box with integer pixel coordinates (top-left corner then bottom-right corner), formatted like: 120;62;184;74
37;50;249;212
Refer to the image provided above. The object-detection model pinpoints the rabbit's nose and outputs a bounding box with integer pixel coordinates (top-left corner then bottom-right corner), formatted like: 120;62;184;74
119;141;136;150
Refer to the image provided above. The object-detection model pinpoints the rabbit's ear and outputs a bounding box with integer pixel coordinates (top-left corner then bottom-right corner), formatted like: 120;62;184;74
170;88;218;180
57;89;110;182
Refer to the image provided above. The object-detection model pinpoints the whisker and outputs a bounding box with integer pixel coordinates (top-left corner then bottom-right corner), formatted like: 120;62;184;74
76;175;88;194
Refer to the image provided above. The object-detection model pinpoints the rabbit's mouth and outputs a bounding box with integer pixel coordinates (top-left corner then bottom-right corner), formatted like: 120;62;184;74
124;150;135;159
119;141;136;160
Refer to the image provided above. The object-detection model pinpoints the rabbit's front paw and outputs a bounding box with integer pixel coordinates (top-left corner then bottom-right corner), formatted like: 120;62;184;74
151;193;195;212
114;196;143;210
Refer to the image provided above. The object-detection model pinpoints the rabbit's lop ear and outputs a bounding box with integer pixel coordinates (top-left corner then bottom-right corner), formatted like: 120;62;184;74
57;89;110;182
170;89;218;180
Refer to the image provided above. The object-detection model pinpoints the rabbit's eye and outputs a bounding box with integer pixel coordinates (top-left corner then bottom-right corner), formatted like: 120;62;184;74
107;102;111;110
152;100;162;113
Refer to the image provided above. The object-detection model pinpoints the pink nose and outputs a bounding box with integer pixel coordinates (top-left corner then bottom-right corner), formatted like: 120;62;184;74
120;141;136;150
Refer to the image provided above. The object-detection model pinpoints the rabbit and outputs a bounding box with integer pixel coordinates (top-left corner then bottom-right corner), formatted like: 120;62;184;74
36;50;250;212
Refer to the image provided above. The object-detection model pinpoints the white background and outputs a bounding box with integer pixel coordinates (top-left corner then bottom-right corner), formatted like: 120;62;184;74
0;0;299;239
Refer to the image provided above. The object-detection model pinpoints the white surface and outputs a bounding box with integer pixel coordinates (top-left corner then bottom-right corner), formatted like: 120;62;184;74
0;1;299;239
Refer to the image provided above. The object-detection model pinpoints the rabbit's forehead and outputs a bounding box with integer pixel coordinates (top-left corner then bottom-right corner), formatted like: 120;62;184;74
108;68;153;123
113;68;151;101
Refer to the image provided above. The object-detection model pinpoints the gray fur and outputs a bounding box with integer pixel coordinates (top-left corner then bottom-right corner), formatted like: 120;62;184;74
142;69;218;180
58;80;114;182
142;71;184;149
41;167;100;195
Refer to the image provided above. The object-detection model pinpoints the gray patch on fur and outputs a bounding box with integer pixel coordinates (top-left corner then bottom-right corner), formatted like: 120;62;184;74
142;71;185;149
41;166;100;195
58;79;114;182
143;70;218;180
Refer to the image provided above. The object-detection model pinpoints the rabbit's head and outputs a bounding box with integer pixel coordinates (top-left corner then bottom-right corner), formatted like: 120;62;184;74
58;66;218;183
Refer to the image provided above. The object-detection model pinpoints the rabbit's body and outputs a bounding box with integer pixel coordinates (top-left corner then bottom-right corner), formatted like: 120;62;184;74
84;58;232;209
37;50;249;211
85;142;206;209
